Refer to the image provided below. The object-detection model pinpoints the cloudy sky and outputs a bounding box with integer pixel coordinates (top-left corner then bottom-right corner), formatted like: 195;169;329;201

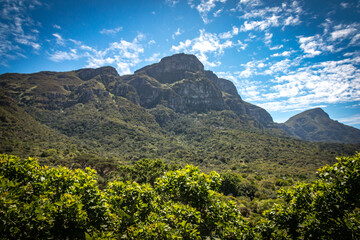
1;0;360;128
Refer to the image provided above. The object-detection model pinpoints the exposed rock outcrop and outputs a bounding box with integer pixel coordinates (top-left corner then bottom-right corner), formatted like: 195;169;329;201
135;53;204;84
128;53;273;126
75;66;119;81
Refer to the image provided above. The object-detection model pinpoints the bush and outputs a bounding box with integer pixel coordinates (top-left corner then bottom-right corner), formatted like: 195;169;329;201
0;154;253;239
259;153;360;239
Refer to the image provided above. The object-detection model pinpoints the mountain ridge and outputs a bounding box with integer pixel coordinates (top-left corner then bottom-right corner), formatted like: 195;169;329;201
0;53;359;178
280;107;360;143
1;53;359;143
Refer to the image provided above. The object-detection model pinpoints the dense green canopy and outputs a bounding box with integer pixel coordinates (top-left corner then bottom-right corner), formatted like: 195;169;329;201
1;153;359;239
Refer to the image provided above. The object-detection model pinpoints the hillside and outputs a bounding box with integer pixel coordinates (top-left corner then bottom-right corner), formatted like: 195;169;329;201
0;53;359;180
280;108;360;143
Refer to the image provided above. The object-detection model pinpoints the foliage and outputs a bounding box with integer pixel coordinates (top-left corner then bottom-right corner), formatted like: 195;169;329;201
116;158;179;185
1;153;360;239
0;154;114;239
155;165;253;239
259;152;360;239
0;154;253;239
219;172;258;200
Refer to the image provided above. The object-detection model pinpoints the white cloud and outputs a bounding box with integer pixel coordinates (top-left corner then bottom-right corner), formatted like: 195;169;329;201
237;0;262;9
350;34;360;46
216;54;357;113
264;58;296;75
254;57;360;112
165;0;180;7
213;8;223;17
264;32;272;45
0;0;41;66
239;1;302;32
338;114;360;125
171;29;233;67
340;2;350;8
86;56;115;69
240;15;280;31
53;24;61;29
49;49;79;62
145;53;161;62
330;27;357;41
271;50;294;57
219;26;239;39
241;6;281;19
191;0;227;24
283;15;300;26
85;36;144;74
219;55;359;113
148;39;156;45
69;39;82;45
172;28;182;39
99;27;123;35
297;22;360;58
236;40;248;50
52;33;65;46
238;59;267;78
134;32;146;42
219;31;233;39
49;33;145;75
269;45;283;50
298;35;324;57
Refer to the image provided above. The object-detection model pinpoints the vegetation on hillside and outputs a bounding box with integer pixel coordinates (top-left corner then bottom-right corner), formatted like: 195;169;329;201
1;153;359;239
1;64;360;183
2;93;359;182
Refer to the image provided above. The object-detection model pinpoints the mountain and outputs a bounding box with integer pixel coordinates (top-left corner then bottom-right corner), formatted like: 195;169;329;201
121;53;273;127
0;53;359;179
280;108;360;143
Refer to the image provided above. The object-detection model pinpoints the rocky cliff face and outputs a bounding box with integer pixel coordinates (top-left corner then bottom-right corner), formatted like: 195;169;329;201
280;108;360;143
135;53;204;84
126;53;273;126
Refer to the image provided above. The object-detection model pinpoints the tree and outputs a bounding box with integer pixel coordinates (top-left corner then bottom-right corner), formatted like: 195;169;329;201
260;153;360;239
155;165;253;239
219;172;258;200
0;154;114;239
117;158;178;185
0;154;253;239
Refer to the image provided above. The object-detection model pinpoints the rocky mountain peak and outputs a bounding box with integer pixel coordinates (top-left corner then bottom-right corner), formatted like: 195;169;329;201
284;108;332;129
75;66;119;81
134;53;204;84
158;53;204;72
297;108;329;119
117;53;274;127
280;108;360;143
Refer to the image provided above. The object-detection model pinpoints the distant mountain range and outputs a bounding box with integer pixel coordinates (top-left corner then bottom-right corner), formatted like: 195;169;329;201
0;53;359;176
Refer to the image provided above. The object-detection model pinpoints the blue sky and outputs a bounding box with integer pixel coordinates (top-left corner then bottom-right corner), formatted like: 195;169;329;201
1;0;360;129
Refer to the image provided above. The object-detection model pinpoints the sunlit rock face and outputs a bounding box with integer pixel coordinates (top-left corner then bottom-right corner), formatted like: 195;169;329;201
127;53;273;126
135;53;204;84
